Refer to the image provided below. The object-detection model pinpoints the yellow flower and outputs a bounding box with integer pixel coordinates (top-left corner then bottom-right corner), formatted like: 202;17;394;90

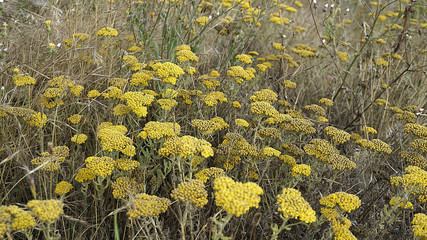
112;177;140;199
127;194;170;219
235;118;249;128
54;181;73;194
202;91;228;106
121;91;155;117
171;180;208;208
13;75;36;86
263;146;281;157
74;168;96;183
27;200;64;223
151;62;184;85
290;164;311;176
304;104;326;116
213;176;263;217
276;188;316;223
0;205;36;233
158;136;214;159
389;196;413;209
235;54;253;64
31;146;69;171
282;80;296;88
71;134;87;144
138;121;181;139
87;90;100;98
337;52;349;62
412;213;427;238
157;98;177;111
250;89;278;104
232;101;242;108
85;156;115;178
97;27;118;37
195;167;226;183
114;158;140;171
195;16;209;26
68;114;83;124
319;192;361;213
324;126;351;144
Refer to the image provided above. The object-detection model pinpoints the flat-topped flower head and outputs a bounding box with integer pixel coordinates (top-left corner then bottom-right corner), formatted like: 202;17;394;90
27;199;64;223
121;91;155;117
213;176;263;217
0;205;36;234
112;177;140;199
412;213;427;238
171;179;208;208
138;121;181;139
319;192;361;213
98;123;135;156
158;135;214;159
324;126;351;144
151;62;184;85
54;181;73;195
85;156;115;178
74;168;96;183
127;194;171;219
195;167;226;183
97;27;118;36
71;134;87;144
250;89;278;103
290;164;311;176
13;74;36;86
276;188;316;223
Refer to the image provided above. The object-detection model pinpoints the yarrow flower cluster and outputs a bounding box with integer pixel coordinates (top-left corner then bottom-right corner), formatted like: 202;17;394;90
98;122;136;156
319;192;361;213
194;167;226;183
151;62;185;85
227;66;256;83
389;197;413;209
31;145;69;171
114;158;140;171
138;121;181;139
324;126;351;144
0;205;35;238
71;134;88;144
127;194;171;219
54;181;73;195
13;74;36;86
201;91;228;106
249;89;278;104
85;156;115;178
321;207;357;240
412;213;427;238
112;177;141;199
171;180;208;208
96;27;118;36
390;165;427;202
191;117;229;134
0;107;47;127
276;188;316;223
121;91;155;117
213;176;263;217
158;135;214;159
27;199;64;223
355;138;392;154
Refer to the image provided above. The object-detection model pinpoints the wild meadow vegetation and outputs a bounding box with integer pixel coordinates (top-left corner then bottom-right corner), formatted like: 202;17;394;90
0;0;426;239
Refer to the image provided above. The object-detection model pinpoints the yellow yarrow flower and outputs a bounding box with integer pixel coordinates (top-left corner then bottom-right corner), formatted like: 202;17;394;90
85;156;115;178
0;205;36;234
71;134;87;144
138;121;181;139
27;200;64;223
127;194;170;219
171;180;208;208
213;176;263;217
97;27;118;37
235;118;249;128
412;213;427;238
54;181;73;194
319;192;361;213
13;74;36;86
276;188;316;223
74;168;96;183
